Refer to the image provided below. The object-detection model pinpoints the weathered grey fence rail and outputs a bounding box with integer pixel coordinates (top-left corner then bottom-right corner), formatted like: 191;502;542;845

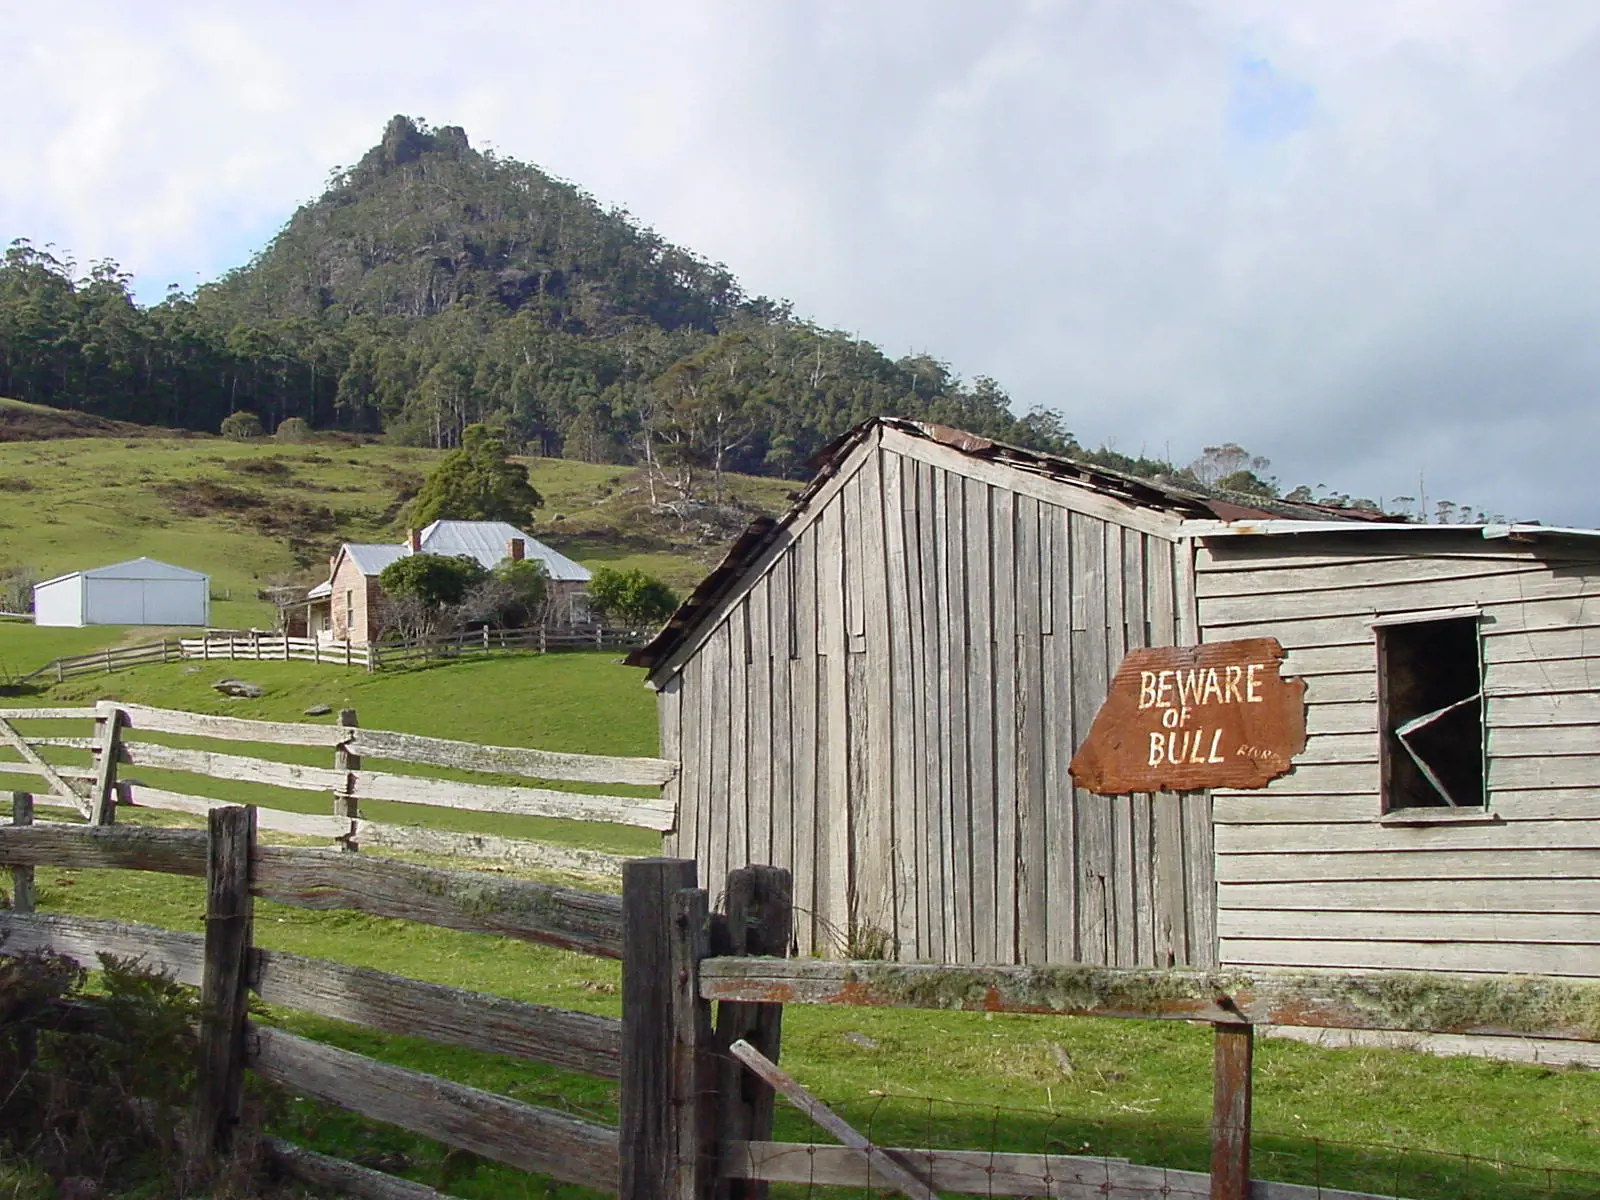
15;625;645;684
0;702;675;880
0;806;629;1195
366;623;644;670
5;826;1596;1200
177;625;643;673
16;640;183;683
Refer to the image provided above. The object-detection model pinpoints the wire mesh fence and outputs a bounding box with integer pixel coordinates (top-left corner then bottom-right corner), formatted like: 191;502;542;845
744;1083;1600;1200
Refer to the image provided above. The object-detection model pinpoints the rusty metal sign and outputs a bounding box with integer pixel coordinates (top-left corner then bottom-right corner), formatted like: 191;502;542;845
1069;638;1305;795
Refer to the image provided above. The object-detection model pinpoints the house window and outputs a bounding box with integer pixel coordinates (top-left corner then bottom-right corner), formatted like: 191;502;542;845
345;590;354;630
1377;615;1485;810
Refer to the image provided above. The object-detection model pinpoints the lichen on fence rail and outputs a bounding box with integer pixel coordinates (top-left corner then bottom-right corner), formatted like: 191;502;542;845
698;958;1600;1042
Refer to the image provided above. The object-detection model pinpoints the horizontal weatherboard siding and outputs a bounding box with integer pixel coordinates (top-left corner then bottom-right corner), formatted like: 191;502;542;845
1197;533;1600;980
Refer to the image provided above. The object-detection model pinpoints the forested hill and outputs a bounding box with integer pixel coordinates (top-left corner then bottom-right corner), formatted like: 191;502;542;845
205;115;741;332
0;115;1074;481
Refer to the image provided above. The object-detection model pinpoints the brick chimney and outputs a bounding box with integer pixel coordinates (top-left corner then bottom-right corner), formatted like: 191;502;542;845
407;528;422;552
506;537;525;562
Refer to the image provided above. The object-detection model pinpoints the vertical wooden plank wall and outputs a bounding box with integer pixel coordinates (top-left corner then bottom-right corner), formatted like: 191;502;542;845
666;438;1217;966
1197;533;1600;978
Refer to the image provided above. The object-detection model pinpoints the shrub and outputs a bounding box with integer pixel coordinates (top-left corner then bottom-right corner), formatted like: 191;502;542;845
219;411;264;441
0;951;266;1194
587;567;678;628
274;417;312;443
379;553;487;609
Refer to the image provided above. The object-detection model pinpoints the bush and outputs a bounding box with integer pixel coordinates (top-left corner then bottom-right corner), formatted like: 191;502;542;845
0;565;38;613
379;553;487;608
0;951;266;1195
587;567;678;628
219;410;264;441
274;417;312;443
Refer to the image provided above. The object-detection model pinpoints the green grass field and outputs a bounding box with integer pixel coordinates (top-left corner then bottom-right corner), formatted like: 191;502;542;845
0;425;1593;1199
3;650;1597;1199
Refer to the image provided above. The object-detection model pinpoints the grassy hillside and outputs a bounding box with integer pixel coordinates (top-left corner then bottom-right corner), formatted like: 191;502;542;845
0;428;791;678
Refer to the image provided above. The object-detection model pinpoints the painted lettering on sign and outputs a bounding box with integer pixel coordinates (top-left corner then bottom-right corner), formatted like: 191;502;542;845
1069;638;1305;795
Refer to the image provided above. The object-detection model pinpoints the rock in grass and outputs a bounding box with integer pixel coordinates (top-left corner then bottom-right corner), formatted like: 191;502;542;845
303;703;331;716
212;678;263;698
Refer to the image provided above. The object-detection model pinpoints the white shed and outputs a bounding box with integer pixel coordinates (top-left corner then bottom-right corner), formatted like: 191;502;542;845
34;558;210;628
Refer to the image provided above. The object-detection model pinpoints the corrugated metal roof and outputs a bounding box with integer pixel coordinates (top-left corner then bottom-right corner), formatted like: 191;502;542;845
626;416;1405;676
418;521;591;581
306;580;333;599
344;544;408;576
36;557;209;587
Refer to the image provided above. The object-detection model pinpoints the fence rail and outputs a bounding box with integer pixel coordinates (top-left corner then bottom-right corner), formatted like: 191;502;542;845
0;700;677;880
14;624;647;683
17;640;183;682
3;820;1595;1200
0;809;628;1195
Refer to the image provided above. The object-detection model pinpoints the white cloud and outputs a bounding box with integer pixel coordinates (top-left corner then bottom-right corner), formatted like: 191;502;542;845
2;0;1599;520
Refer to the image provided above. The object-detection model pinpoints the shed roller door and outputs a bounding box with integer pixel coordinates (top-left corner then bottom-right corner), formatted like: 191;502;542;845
142;580;202;625
88;579;145;625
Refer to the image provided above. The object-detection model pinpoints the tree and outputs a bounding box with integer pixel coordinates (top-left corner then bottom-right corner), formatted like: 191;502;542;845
376;553;489;639
407;424;544;528
379;553;486;608
219;410;264;440
587;567;678;628
1186;443;1277;498
458;558;550;629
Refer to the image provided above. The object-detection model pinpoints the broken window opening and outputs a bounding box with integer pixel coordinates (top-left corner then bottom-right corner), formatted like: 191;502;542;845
1377;616;1485;810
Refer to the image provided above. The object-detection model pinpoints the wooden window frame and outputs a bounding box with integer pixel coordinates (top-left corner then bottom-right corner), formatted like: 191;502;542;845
1373;608;1489;819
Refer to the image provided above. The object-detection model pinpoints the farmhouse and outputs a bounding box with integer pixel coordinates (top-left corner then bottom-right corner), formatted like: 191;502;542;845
33;557;209;627
300;520;591;644
629;417;1600;978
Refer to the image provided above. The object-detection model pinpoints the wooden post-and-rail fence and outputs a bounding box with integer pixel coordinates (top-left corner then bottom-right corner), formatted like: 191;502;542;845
6;813;1596;1200
14;625;646;684
0;701;675;881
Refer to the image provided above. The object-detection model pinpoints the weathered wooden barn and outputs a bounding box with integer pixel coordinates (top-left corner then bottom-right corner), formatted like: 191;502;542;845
628;418;1600;977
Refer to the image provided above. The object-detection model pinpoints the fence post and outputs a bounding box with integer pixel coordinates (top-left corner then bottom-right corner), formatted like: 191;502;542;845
10;791;33;915
89;704;124;826
10;791;35;1067
622;858;715;1200
334;709;359;851
192;805;256;1161
1210;1023;1253;1200
715;866;793;1200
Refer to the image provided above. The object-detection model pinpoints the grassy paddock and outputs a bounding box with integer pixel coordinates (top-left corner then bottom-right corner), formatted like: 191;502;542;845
1;656;1596;1198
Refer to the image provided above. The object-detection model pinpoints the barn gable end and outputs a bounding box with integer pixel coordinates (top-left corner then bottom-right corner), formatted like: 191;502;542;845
647;421;1218;965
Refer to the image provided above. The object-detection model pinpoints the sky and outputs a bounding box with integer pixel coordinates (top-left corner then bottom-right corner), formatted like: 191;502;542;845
4;0;1600;523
